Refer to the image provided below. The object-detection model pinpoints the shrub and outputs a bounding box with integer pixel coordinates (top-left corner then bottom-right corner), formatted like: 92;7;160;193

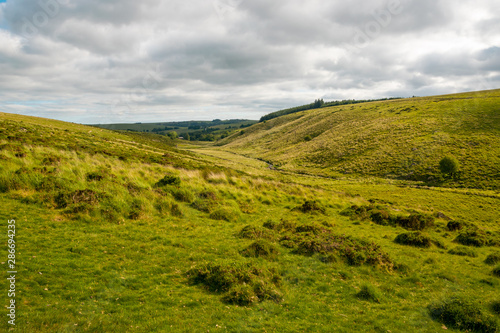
447;221;464;232
154;174;181;187
394;232;432;248
493;266;500;278
186;261;282;305
86;171;105;182
439;156;460;176
296;200;326;214
238;225;275;240
491;301;500;315
370;209;391;225
485;252;500;266
428;297;498;332
455;230;490;247
395;213;434;231
448;246;478;257
222;284;258;306
340;205;372;220
356;284;381;303
240;240;279;260
283;231;393;270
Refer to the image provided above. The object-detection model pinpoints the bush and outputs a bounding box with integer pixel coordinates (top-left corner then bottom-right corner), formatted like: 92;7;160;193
395;213;434;231
86;171;105;182
240;240;279;260
428;297;498;332
493;266;500;278
186;261;282;305
370;209;391;225
155;174;181;187
448;246;478;257
394;232;432;248
356;284;381;303
222;284;258;306
439;156;460;175
485;252;500;266
447;221;464;232
491;301;500;315
284;231;393;270
455;230;490;247
340;205;372;220
296;200;326;214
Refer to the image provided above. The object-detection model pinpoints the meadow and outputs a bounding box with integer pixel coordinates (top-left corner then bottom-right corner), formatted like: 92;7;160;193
0;90;499;332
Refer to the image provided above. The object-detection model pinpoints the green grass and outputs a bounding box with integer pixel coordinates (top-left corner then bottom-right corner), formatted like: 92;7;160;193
1;90;500;332
220;89;500;190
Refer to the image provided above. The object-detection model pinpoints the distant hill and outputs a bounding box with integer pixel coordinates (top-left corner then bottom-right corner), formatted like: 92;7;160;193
92;119;257;141
220;89;500;190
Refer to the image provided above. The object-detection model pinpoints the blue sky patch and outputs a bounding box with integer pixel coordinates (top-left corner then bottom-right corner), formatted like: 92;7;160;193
0;1;6;3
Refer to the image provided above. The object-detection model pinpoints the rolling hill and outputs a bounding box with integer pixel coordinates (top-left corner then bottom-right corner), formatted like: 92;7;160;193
219;89;500;190
1;90;500;332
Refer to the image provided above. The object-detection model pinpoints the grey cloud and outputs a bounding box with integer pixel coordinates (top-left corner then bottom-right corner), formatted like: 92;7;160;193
0;0;499;123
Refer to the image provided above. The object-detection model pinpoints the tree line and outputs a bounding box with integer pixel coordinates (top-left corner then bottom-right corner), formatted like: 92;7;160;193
259;97;401;122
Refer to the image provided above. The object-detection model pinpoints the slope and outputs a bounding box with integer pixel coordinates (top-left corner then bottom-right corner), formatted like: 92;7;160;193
220;89;500;190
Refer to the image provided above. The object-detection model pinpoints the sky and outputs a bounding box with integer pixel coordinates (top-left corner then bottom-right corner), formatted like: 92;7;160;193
0;0;499;124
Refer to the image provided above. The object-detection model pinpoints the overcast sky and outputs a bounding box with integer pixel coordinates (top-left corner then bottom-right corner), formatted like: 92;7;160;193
0;0;499;124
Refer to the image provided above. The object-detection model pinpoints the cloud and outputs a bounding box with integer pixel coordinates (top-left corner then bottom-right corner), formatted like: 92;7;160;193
0;0;498;123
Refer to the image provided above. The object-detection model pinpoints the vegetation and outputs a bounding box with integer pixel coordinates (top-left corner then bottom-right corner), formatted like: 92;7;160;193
394;232;432;248
221;89;500;190
0;89;499;332
92;119;257;141
428;297;498;332
440;155;460;176
259;97;401;122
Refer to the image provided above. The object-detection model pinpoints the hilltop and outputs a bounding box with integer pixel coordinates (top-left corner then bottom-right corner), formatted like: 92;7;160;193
220;89;500;190
1;93;500;332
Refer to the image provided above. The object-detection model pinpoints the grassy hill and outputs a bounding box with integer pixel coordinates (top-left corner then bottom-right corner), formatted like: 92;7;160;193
219;89;500;190
1;102;500;332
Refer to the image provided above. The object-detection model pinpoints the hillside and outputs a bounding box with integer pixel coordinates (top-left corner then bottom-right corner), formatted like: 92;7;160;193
1;110;500;332
220;89;500;190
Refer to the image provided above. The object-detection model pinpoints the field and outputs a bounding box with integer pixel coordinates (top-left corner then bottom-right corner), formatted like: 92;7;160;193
0;90;500;332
